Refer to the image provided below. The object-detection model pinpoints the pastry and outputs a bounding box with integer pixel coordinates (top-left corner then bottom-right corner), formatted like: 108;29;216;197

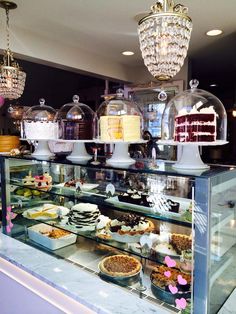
170;233;192;254
65;203;101;232
152;243;178;256
99;254;141;277
34;172;52;191
100;115;141;141
23;121;58;140
22;171;35;187
0;135;20;152
151;265;191;292
174;106;217;142
109;213;154;236
166;199;180;213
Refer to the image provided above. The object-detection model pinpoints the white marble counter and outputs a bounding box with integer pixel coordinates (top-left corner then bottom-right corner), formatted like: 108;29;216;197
0;232;173;314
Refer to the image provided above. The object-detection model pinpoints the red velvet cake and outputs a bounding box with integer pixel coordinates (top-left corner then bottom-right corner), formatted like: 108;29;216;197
174;108;217;142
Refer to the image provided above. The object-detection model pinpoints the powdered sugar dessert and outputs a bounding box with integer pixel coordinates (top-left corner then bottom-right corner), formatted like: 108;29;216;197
174;105;217;142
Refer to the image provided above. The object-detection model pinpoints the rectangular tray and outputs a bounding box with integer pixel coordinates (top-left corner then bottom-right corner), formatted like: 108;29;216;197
28;223;77;250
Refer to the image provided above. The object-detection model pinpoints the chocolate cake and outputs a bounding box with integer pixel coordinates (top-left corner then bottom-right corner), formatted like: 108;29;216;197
62;120;93;140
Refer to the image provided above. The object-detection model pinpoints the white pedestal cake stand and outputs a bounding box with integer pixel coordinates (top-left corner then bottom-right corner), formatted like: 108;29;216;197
21;139;55;160
158;140;228;170
55;140;94;162
96;140;147;167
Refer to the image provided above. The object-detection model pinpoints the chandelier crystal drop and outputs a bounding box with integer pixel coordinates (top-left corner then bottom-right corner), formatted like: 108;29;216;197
138;0;192;81
0;1;26;100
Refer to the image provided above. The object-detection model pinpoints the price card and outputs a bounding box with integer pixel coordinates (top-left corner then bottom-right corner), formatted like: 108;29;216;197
106;183;115;197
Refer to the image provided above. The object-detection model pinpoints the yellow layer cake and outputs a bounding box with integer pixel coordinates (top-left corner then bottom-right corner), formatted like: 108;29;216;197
0;135;20;152
100;115;140;141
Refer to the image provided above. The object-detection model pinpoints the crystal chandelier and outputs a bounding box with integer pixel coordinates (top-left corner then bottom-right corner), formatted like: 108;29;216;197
138;0;192;81
0;1;26;99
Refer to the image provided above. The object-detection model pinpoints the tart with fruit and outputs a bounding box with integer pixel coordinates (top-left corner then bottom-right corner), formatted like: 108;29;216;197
99;254;141;277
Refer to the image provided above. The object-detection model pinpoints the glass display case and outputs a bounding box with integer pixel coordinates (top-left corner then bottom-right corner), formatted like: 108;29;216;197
0;155;236;314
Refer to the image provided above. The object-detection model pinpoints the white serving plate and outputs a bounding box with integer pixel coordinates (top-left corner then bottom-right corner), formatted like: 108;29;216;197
28;223;77;250
110;232;144;243
22;205;69;221
55;183;99;192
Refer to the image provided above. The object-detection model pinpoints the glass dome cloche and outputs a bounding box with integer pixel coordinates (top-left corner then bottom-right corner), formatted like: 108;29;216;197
21;98;58;140
95;89;143;142
161;80;227;144
56;95;95;140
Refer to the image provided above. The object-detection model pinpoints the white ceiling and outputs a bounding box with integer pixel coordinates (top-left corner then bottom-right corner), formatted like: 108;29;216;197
6;0;236;67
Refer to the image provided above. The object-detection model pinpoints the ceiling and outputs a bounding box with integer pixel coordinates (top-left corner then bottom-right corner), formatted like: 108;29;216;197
9;0;236;67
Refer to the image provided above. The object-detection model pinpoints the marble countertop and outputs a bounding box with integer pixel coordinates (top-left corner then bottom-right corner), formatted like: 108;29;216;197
0;232;173;314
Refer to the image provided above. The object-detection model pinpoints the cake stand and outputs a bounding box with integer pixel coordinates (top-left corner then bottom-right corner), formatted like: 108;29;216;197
55;140;93;162
21;139;55;160
96;140;147;167
158;140;228;170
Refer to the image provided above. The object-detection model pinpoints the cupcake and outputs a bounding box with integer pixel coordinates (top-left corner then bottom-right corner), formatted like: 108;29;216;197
118;192;130;203
130;193;142;205
167;199;180;213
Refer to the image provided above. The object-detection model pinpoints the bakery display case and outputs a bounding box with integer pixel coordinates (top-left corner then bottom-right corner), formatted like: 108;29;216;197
0;155;236;314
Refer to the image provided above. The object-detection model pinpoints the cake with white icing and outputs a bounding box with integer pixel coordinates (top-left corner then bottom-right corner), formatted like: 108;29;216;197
66;203;101;232
23;121;58;140
174;105;217;142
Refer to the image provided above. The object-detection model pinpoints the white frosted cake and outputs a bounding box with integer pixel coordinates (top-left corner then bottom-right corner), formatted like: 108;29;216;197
23;121;59;140
174;106;217;142
100;115;141;141
65;203;101;232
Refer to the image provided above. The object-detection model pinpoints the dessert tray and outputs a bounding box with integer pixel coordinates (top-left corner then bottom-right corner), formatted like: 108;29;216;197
27;223;77;250
106;196;190;217
22;204;69;221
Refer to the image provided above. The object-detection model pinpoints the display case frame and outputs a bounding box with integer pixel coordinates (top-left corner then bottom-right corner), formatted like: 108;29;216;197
0;155;236;314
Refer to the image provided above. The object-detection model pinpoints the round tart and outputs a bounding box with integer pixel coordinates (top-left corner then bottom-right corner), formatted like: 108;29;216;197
99;255;141;277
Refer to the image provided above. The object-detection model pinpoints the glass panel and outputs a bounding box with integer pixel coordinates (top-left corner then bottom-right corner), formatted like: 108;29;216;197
3;156;195;313
210;170;236;313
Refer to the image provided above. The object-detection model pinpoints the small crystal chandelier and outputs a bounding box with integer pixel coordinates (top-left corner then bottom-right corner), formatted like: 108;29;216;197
0;1;26;99
138;0;192;81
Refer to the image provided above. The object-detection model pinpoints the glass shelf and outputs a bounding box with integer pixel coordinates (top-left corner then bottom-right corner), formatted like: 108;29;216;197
10;224;181;314
9;214;166;264
2;155;233;179
9;181;192;227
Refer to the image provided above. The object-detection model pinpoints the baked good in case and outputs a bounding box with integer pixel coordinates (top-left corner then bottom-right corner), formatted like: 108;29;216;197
109;213;154;236
34;172;52;191
100;254;141;277
151;265;191;292
171;233;192;254
22;171;35;187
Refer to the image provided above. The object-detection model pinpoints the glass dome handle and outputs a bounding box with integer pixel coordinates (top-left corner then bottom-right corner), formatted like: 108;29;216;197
116;88;124;98
189;79;199;90
39;98;45;106
158;90;167;101
73;95;80;103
